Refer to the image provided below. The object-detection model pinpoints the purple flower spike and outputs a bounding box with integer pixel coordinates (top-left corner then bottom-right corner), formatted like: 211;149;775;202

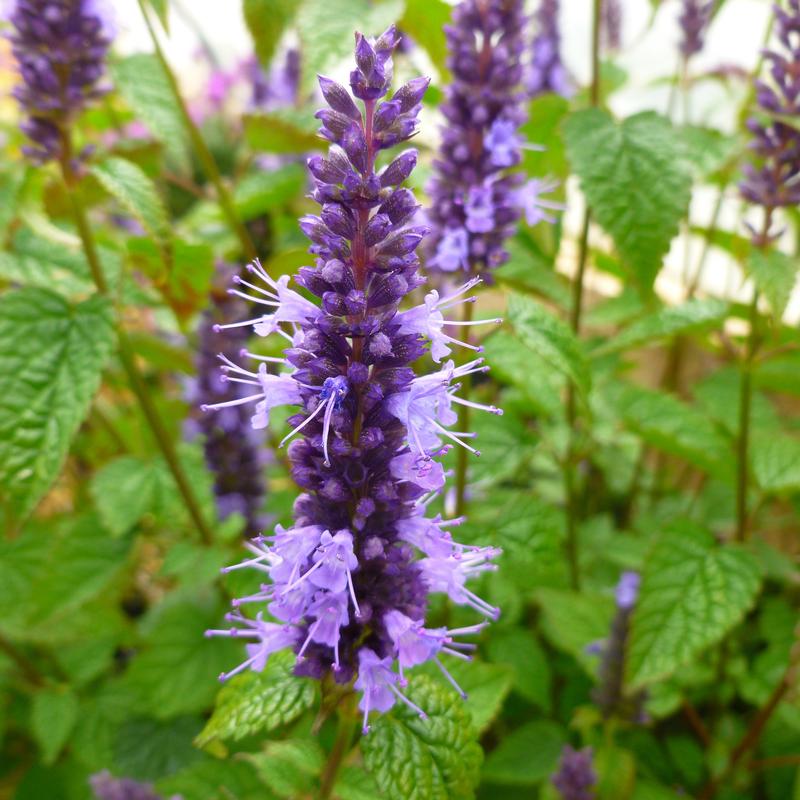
203;29;502;729
89;771;180;800
740;0;800;244
529;0;572;98
551;746;597;800
8;0;113;163
427;0;561;279
601;0;622;51
679;0;714;59
186;264;267;537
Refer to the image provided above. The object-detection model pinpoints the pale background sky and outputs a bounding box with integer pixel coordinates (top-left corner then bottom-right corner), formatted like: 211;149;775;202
113;0;789;320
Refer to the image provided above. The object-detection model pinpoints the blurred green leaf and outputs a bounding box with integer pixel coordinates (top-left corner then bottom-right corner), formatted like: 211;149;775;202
419;659;513;734
196;650;317;747
112;54;190;170
628;521;762;688
158;759;272;800
747;248;798;319
0;289;115;522
613;382;733;480
90;455;161;537
597;298;729;354
507;292;591;397
751;434;800;494
243;0;296;67
363;675;482;800
564;109;692;290
482;720;565;786
486;629;552;711
295;0;405;91
399;0;450;76
243;111;322;154
91;157;170;250
536;589;615;674
521;94;570;185
678;125;740;179
595;744;636;799
30;688;79;765
122;596;239;719
234;164;306;219
334;765;381;800
248;738;324;797
113;716;204;781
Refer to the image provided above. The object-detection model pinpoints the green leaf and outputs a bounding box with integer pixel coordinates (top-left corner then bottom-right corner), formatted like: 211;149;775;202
90;456;161;537
112;54;189;170
482;720;565;785
747;248;798;319
0;290;115;521
677;125;740;179
627;521;762;688
399;0;451;76
751;434;800;494
507;292;591;397
536;589;615;675
334;765;381;800
122;597;240;719
248;738;325;797
91;157;170;249
486;629;552;711
157;759;272;800
144;0;169;30
196;650;317;747
613;383;733;480
243;111;322;154
597;298;729;353
243;0;296;67
113;716;204;782
30;688;79;765
362;675;482;800
419;659;513;734
234;164;306;219
564;109;692;290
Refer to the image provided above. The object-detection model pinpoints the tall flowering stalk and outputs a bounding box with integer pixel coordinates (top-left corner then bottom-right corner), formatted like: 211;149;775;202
7;0;113;164
601;0;622;52
735;0;800;541
529;0;572;98
427;0;558;278
187;265;266;537
204;27;502;731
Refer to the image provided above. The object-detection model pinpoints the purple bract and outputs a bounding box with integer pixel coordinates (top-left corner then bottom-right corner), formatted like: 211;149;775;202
529;0;572;98
551;745;597;800
203;26;503;732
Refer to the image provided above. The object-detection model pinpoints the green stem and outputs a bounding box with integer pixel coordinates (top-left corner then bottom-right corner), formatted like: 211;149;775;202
319;706;357;800
735;289;759;542
59;149;214;546
136;0;257;262
562;0;601;590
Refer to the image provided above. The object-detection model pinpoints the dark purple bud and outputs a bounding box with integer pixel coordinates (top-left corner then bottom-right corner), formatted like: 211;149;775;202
321;203;356;237
348;362;369;385
344;289;366;314
380;149;418;186
359;426;384;449
393;77;430;111
342;124;369;174
315;108;355;140
377;227;426;257
378;188;418;225
373;100;400;131
364;213;393;245
318;75;362;120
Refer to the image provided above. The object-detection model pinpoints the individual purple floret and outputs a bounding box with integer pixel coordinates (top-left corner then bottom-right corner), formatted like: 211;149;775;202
89;772;180;800
551;746;597;800
7;0;114;163
427;0;560;278
591;571;647;721
740;0;800;244
601;0;622;51
678;0;714;59
186;264;267;537
529;0;572;98
248;48;301;111
204;26;502;732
